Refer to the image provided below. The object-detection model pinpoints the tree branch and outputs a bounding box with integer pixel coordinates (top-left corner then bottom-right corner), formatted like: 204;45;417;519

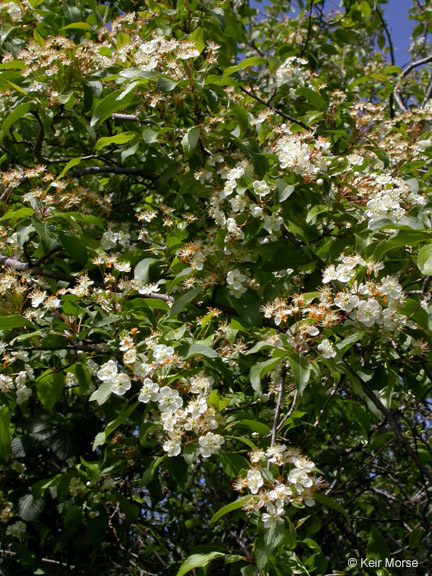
375;8;396;118
68;166;156;178
394;55;432;112
361;381;432;484
0;252;173;302
238;86;312;131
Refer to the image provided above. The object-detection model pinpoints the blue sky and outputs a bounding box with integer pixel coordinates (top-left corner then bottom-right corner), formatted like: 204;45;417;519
251;0;414;68
384;0;413;66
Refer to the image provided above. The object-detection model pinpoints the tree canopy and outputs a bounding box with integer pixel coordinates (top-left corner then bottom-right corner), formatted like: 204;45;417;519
0;0;431;574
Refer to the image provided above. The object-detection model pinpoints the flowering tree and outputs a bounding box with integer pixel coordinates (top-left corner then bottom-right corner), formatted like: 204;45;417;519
1;0;432;574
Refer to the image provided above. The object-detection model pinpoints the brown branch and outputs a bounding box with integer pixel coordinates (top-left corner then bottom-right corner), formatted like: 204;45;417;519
394;55;432;112
314;385;338;427
277;389;298;431
401;54;432;78
0;252;173;302
68;166;155;178
0;549;75;569
361;381;432;484
238;86;312;131
375;8;396;118
269;368;285;450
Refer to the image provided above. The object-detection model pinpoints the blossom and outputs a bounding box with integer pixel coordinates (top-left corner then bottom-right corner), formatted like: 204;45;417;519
246;469;264;494
334;292;359;312
226;269;248;298
138;378;159;403
153;345;176;366
252;180;271;197
110;373;131;396
158;386;183;412
261;503;285;527
97;360;118;381
198;432;224;458
317;338;336;359
6;521;26;538
354;299;381;327
163;434;182;457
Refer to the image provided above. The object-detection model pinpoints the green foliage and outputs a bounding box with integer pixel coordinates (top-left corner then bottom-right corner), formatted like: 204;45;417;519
0;0;431;574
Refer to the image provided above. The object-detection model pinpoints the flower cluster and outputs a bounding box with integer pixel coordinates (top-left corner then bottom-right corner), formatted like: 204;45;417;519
234;445;321;527
275;56;314;96
261;254;409;356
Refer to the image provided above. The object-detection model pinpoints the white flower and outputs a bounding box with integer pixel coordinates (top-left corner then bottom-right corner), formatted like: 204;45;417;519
263;213;283;233
189;374;213;396
110;373;131;396
246;468;264;494
253;180;271;197
334;292;359;312
261;503;285;527
163;435;182;457
380;276;403;303
287;468;313;489
97;360;118;381
158;386;183;412
0;374;14;392
355;299;381;327
317;338;336;359
114;261;131;272
198;432;224;458
138;378;159;403
16;386;32;404
6;521;26;538
186;396;208;417
266;444;287;465
153;345;175;366
226;269;248;298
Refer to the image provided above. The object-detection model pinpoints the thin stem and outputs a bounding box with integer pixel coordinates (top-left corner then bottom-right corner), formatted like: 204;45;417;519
239;86;312;131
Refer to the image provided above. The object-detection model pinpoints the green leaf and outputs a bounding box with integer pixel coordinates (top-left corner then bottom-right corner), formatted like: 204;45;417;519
91;90;136;127
255;520;285;571
168;287;202;317
0;315;34;329
60;22;92;31
58;232;88;265
89;381;112;406
236;419;271;435
142;455;167;486
367;525;391;560
92;402;139;450
224;56;266;77
18;494;45;521
142;128;159;143
182;126;200;159
313;493;350;524
0;406;11;461
189;27;205;53
417;243;432;274
57;156;82;179
0;101;33;137
296;87;326;111
36;371;65;412
209;496;250;525
68;363;91;394
288;354;311;395
250;356;282;394
134;257;157;282
176;552;226;576
156;76;178;92
95;132;135;150
186;343;218;358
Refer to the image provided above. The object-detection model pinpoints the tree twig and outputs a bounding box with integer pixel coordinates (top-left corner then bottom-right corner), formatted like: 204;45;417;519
239;86;312;131
68;166;156;178
361;381;432;484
